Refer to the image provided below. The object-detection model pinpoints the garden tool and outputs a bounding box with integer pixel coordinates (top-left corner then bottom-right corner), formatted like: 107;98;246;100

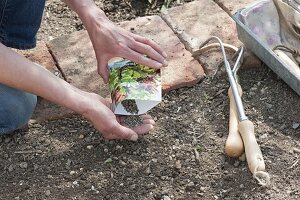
195;36;270;186
273;0;300;70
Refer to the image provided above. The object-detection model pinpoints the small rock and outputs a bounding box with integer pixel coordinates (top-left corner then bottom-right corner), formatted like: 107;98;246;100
129;184;136;190
78;134;84;139
260;133;268;139
69;171;76;175
45;190;51;196
151;158;158;163
86;145;93;150
4;137;11;143
8;165;14;172
19;162;28;169
265;103;273;109
162;195;171;200
200;187;206;192
239;154;246;162
234;161;240;167
146;166;151;175
175;160;182;170
73;181;79;187
84;182;92;189
240;184;245;189
292;122;299;129
119;160;126;166
116;145;123;150
104;148;109;153
293;148;300;154
185;182;195;191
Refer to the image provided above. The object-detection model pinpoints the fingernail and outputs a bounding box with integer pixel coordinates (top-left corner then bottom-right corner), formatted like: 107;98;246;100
130;134;138;141
162;52;168;58
162;60;168;67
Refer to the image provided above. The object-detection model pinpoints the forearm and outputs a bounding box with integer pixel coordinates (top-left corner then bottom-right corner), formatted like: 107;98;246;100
0;43;88;114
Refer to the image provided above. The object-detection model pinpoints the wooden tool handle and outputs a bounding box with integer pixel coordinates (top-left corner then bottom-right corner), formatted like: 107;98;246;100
238;120;265;173
225;85;244;157
274;50;300;75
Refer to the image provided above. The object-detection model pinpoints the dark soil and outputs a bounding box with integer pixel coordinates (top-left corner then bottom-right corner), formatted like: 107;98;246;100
1;0;300;200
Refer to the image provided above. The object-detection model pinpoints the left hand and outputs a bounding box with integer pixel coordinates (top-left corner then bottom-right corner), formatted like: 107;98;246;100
84;9;168;83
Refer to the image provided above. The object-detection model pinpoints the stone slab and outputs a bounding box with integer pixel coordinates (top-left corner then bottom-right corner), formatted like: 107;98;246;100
15;41;61;76
162;0;262;74
118;15;205;92
48;15;205;94
47;30;111;97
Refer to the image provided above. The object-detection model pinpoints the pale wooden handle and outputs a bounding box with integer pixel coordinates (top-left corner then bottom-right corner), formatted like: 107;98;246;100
238;120;265;173
274;50;300;75
225;85;244;157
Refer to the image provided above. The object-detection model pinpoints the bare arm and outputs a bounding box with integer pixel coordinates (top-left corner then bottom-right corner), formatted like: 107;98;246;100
0;43;154;140
0;43;84;112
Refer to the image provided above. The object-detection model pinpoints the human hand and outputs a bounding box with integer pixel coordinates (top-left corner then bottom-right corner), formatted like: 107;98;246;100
81;92;155;141
84;10;168;83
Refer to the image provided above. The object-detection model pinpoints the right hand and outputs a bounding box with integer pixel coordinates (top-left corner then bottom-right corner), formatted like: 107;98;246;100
80;92;155;141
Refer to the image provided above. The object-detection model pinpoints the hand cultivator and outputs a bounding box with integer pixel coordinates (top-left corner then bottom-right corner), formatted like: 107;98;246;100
195;36;270;186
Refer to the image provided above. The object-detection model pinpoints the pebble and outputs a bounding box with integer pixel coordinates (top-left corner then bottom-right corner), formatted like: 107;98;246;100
151;158;158;163
78;134;84;139
162;195;171;200
240;184;245;189
69;171;76;175
73;181;79;187
119;160;126;166
116;145;123;150
265;103;273;109
4;137;11;143
293;148;300;154
292;122;299;129
200;187;206;192
86;145;93;150
234;161;240;167
8;165;14;172
45;190;51;196
175;160;182;170
19;162;28;169
104;148;109;153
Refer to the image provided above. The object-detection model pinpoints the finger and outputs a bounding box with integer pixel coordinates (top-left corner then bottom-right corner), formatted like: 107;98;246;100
122;47;164;69
97;59;109;83
105;122;138;141
132;123;154;135
132;34;168;58
129;42;168;67
143;118;155;125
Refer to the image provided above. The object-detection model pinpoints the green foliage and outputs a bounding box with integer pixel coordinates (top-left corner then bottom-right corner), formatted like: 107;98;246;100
108;60;160;103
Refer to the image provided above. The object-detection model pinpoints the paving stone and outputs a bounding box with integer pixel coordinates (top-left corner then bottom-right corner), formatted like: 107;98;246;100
162;0;261;74
48;15;205;94
118;15;205;92
48;30;111;97
15;41;60;76
214;0;256;16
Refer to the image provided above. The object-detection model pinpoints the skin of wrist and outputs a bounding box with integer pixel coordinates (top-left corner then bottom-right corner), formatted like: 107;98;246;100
79;6;109;31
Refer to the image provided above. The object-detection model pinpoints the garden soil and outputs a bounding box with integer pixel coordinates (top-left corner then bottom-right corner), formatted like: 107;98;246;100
0;0;299;199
